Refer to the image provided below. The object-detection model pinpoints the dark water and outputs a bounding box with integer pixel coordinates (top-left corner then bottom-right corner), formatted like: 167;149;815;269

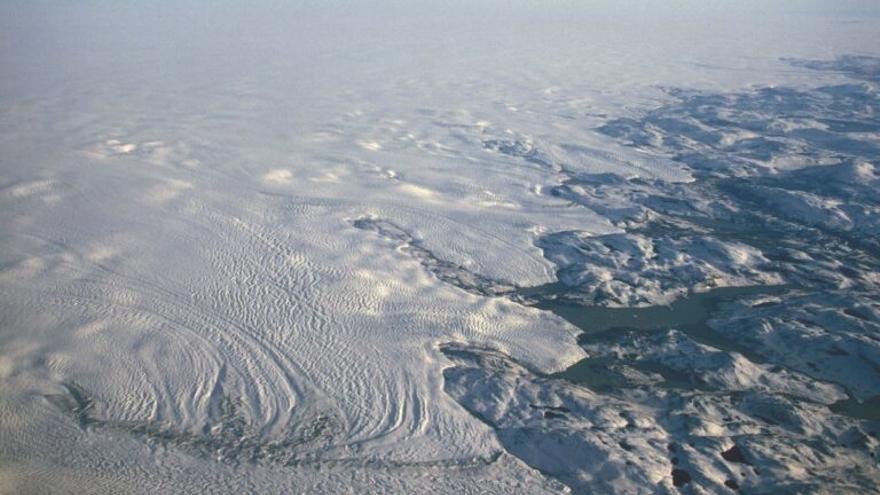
530;284;880;421
534;285;789;389
830;394;880;421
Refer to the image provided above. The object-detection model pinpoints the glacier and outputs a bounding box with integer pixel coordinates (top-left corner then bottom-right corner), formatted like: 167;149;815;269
1;2;879;493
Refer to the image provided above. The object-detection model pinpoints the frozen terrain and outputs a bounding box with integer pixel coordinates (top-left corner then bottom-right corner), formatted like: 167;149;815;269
1;1;880;493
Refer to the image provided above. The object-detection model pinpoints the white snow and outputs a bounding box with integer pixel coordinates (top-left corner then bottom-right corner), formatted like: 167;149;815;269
1;1;879;493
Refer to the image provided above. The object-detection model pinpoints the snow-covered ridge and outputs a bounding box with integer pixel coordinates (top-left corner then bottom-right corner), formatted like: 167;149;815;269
438;55;880;492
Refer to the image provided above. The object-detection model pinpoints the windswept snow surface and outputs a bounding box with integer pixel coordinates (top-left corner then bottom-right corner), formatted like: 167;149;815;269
2;2;880;493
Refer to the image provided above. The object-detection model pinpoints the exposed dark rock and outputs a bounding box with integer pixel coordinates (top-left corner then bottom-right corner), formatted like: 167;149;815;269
722;445;749;464
672;468;692;487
